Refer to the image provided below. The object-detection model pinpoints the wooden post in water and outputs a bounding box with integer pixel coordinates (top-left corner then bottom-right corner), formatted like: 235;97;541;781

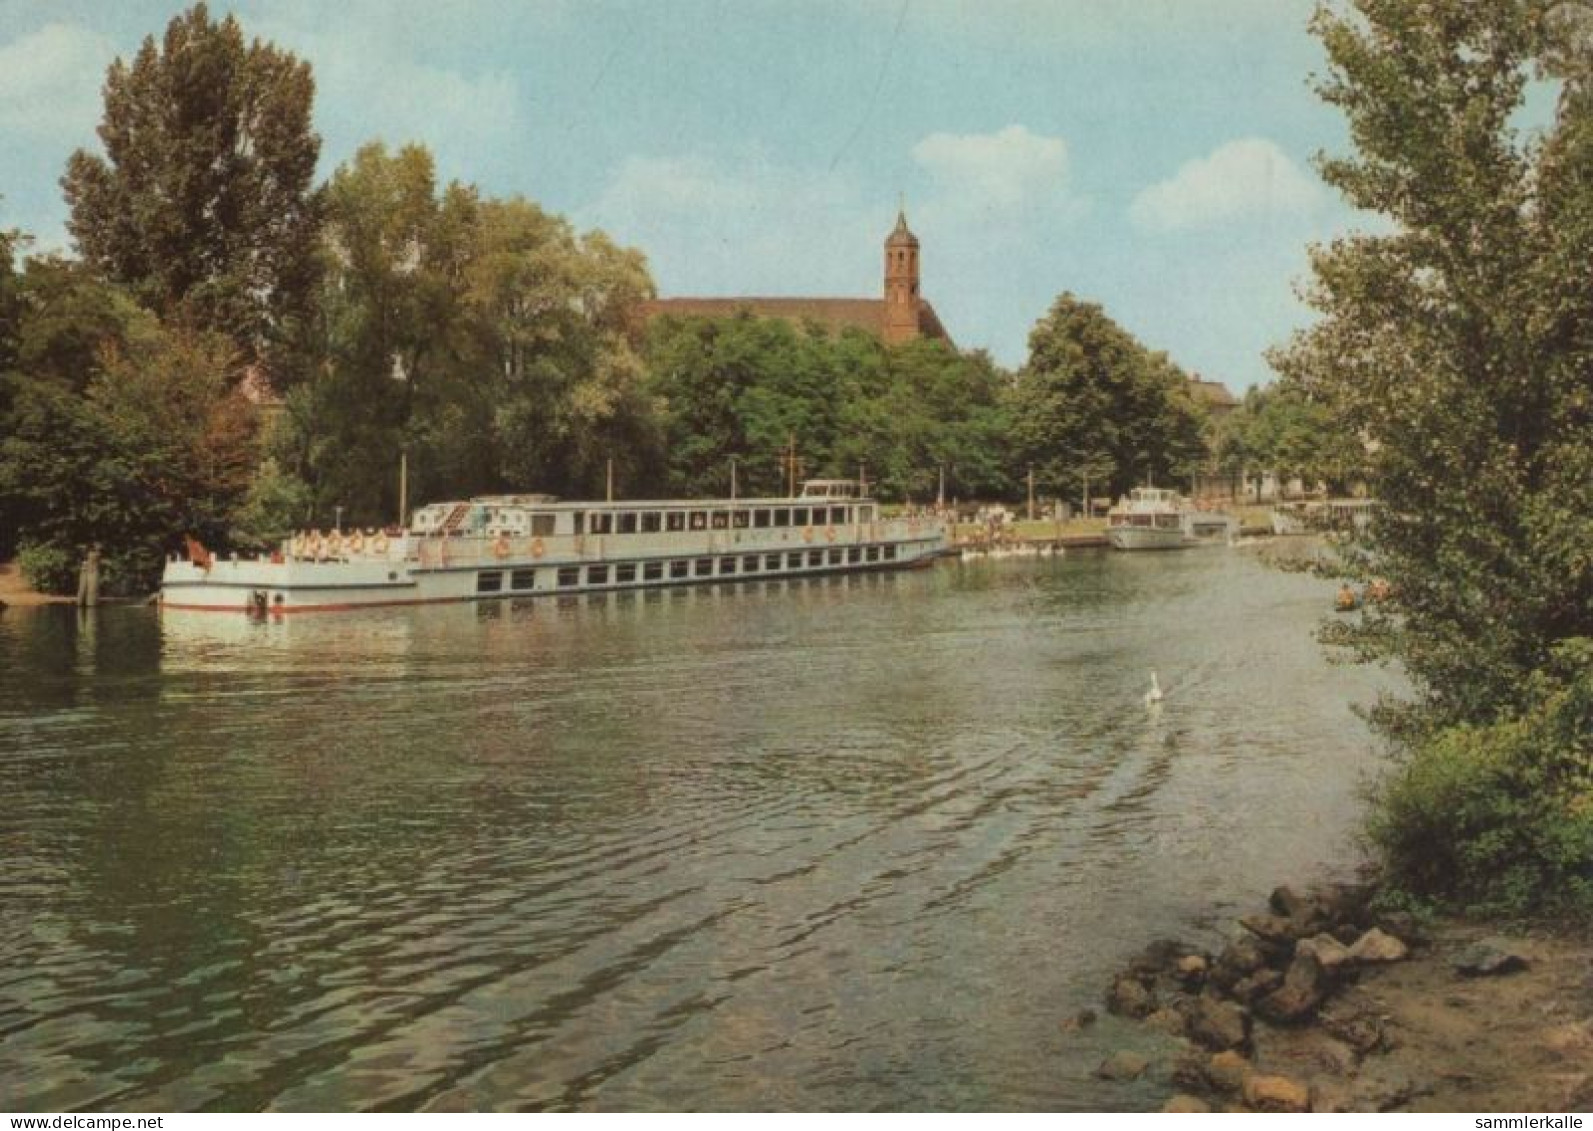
75;545;101;607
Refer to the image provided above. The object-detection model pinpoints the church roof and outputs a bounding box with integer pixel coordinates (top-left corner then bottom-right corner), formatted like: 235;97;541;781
1186;374;1238;412
885;210;919;248
639;295;953;347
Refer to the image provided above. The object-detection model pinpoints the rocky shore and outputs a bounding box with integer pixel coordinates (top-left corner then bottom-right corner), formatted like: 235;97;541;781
1084;884;1593;1112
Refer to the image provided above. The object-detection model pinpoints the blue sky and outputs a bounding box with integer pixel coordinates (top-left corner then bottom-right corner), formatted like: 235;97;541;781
0;0;1373;390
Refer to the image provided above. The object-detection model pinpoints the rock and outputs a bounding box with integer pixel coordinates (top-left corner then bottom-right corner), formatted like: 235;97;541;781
1211;936;1268;991
1171;1052;1208;1092
1239;912;1304;946
1298;931;1353;971
1189;996;1251;1052
1107;975;1157;1018
1096;1050;1150;1081
1060;1007;1097;1032
1373;910;1430;946
1205;1049;1251;1093
1161;1094;1211;1113
1242;1073;1312;1112
1347;927;1409;964
1128;937;1199;976
1256;952;1326;1023
1175;953;1209;985
1145;1006;1189;1037
1229;967;1284;1005
1319;1006;1386;1055
1454;939;1529;977
1269;884;1315;920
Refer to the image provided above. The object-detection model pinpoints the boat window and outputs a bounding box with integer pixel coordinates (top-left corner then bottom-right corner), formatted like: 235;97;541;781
719;556;736;574
859;505;874;523
573;513;585;536
557;566;579;587
616;563;637;584
694;557;714;577
793;507;809;527
848;547;861;563
866;546;881;562
884;545;897;561
641;512;662;533
587;565;609;585
666;511;686;532
477;571;503;593
732;509;750;529
808;550;823;567
830;506;847;526
670;560;689;579
644;561;664;581
591;513;613;535
773;508;790;526
753;509;771;528
742;554;760;573
766;553;782;571
828;548;843;565
530;514;555;536
689;511;708;530
709;510;728;530
510;568;536;590
787;552;803;569
617;512;638;534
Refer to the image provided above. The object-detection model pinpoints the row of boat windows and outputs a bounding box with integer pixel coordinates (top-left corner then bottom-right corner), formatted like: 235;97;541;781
582;505;873;536
474;544;898;594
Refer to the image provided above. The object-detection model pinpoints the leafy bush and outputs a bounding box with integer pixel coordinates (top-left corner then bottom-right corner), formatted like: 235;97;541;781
16;540;78;595
1370;643;1593;918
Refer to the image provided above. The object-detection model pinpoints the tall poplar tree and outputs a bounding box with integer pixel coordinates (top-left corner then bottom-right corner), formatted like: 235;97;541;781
60;3;320;370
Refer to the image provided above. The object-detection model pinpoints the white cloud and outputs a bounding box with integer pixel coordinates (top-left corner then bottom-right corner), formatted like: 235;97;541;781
0;22;116;139
912;124;1068;209
1130;137;1323;233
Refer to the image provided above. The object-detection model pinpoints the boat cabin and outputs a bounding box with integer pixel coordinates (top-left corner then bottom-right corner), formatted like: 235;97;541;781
410;480;878;540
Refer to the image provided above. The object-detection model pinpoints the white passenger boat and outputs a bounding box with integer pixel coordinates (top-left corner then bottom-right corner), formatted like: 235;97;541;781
161;480;948;614
1106;487;1238;550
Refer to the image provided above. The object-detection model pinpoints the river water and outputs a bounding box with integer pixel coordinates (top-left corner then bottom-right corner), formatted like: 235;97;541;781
1;547;1391;1111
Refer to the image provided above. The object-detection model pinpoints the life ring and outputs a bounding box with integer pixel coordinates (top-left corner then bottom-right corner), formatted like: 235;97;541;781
531;537;545;559
803;527;815;543
371;531;390;555
326;531;344;557
825;526;836;542
346;529;366;555
492;534;511;559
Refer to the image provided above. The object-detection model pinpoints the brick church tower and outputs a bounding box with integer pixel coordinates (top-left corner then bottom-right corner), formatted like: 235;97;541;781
882;210;921;345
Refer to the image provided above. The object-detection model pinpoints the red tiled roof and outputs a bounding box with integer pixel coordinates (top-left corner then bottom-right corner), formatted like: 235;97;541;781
639;296;953;346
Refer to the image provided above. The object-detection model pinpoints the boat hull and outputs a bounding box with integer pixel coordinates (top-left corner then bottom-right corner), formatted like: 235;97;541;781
1106;525;1187;551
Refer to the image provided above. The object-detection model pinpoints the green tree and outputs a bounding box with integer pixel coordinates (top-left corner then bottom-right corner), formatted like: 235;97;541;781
0;325;257;593
1275;0;1593;912
1010;293;1207;505
1215;383;1365;494
61;3;320;369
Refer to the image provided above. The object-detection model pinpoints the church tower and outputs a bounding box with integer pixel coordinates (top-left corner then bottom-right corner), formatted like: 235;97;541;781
882;210;921;345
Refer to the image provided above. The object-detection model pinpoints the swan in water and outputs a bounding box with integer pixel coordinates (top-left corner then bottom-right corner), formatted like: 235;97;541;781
1145;670;1164;707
